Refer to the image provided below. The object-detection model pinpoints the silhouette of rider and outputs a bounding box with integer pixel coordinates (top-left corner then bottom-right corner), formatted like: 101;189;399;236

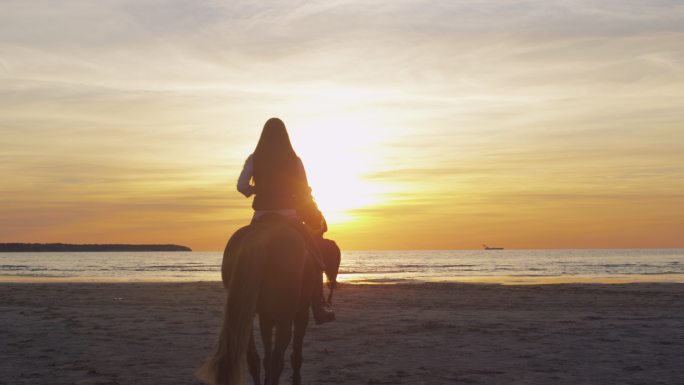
237;117;335;324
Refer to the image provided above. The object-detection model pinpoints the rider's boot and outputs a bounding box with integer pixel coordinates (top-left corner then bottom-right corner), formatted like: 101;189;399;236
312;271;335;324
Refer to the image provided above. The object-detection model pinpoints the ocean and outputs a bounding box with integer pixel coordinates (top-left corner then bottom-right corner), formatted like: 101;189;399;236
1;249;683;284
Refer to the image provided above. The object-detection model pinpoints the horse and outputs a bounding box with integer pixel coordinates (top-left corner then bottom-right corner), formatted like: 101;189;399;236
197;216;340;385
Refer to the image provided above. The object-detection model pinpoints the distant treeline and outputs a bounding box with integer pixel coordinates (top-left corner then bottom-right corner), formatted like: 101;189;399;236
0;243;192;252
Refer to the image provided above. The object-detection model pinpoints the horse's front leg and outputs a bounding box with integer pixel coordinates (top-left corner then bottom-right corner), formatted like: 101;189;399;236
247;331;261;385
291;308;309;385
259;314;274;385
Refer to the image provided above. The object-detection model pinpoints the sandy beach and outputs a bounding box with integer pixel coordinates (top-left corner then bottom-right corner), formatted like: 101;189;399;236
1;282;683;385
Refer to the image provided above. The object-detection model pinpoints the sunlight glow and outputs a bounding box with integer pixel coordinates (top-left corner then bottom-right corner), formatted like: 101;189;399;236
290;111;392;224
3;1;683;250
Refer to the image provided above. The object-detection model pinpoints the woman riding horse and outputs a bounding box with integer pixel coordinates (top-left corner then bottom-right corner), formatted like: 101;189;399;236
197;118;339;385
236;117;335;324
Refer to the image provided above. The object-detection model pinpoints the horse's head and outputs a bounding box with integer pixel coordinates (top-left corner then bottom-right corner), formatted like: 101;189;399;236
317;238;341;304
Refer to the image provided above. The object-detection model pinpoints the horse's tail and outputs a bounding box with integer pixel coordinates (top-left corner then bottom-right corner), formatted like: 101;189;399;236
196;226;267;385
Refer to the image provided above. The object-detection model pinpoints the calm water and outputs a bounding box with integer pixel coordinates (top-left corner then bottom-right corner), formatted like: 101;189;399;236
1;249;683;284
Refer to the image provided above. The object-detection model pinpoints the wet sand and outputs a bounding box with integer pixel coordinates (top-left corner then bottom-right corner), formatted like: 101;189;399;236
1;282;683;384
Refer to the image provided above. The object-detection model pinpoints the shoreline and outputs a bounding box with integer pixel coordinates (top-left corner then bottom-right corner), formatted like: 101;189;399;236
2;273;684;285
3;281;684;384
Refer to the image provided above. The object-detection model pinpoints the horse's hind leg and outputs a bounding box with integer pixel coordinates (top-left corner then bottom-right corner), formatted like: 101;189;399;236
270;320;293;385
260;315;274;385
247;332;261;385
291;309;309;385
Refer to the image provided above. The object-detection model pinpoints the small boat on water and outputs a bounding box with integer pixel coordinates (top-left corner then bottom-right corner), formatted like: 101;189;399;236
483;244;504;250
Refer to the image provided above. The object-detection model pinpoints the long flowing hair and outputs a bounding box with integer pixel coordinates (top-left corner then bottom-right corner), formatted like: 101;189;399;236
253;118;299;191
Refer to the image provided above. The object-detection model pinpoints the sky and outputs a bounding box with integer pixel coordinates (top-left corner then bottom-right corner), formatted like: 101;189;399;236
1;0;683;250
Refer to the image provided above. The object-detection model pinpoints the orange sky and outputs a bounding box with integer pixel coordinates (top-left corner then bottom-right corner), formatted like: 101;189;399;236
1;1;683;250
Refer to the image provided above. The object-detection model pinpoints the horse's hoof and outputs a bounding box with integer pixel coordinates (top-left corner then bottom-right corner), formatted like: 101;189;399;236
312;305;335;325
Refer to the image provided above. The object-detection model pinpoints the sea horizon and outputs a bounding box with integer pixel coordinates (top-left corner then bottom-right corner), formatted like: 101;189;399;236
2;248;683;285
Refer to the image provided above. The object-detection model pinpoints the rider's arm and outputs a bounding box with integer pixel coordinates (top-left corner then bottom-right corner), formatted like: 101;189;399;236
237;154;255;197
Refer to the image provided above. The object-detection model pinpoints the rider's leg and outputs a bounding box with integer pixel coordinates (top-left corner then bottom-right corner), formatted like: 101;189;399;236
289;221;335;324
311;268;335;324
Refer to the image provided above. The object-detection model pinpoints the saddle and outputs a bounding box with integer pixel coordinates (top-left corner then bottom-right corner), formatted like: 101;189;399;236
252;214;339;287
251;213;326;271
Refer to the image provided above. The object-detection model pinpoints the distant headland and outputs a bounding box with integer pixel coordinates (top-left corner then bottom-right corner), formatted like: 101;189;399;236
0;243;192;252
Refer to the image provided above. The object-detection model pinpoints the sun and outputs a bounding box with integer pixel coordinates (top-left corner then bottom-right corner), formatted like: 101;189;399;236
290;115;389;224
304;162;384;224
274;85;405;225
